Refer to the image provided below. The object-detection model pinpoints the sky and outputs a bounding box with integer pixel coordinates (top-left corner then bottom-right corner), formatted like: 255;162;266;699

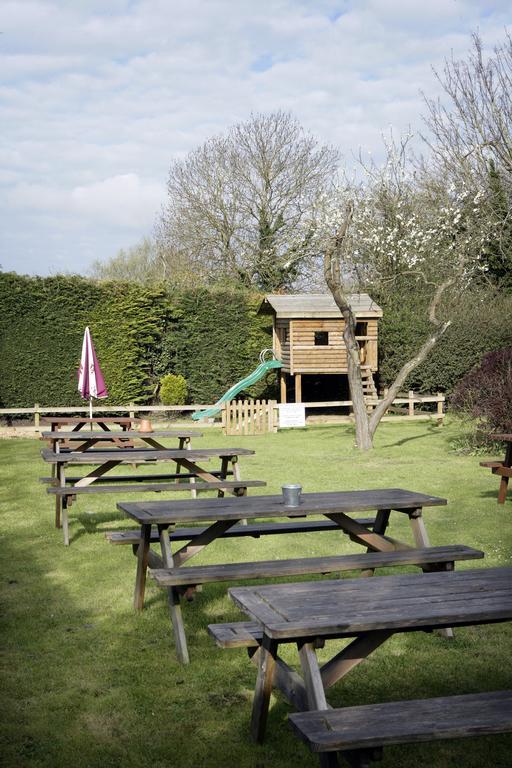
1;1;511;277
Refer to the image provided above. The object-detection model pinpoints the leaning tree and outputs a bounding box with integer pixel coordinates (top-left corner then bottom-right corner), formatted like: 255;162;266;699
313;137;492;450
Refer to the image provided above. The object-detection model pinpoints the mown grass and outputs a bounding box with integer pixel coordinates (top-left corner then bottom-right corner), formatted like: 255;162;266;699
1;419;511;767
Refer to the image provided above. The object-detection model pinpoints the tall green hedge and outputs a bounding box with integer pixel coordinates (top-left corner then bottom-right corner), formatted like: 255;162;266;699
0;274;168;407
0;275;272;408
378;290;512;393
155;288;273;404
2;272;507;408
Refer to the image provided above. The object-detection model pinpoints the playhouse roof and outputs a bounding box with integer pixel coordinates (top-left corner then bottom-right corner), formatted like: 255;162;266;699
261;293;382;319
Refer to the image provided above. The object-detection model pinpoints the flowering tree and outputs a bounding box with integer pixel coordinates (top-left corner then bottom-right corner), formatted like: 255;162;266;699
315;139;492;449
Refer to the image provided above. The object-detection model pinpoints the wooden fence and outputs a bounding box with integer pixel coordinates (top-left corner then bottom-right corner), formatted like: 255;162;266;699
221;400;278;435
0;391;445;429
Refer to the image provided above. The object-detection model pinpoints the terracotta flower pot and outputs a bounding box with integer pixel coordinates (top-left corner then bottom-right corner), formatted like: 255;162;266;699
138;418;153;433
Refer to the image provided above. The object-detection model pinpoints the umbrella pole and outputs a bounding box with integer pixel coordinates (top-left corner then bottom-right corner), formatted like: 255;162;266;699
89;397;93;425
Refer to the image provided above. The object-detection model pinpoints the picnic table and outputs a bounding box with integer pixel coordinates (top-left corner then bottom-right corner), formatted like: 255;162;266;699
480;433;512;504
220;566;512;765
42;442;260;545
114;488;479;664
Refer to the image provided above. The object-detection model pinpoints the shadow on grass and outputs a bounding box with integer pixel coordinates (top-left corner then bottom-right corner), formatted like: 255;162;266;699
379;422;442;448
71;508;127;542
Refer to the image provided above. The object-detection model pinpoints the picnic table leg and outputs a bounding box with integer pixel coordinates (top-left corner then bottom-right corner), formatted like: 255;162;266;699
298;642;339;768
61;497;70;546
133;524;152;611
58;463;71;545
361;508;390;577
54;462;62;529
185;437;196;499
498;443;512;504
231;456;248;524
158;524;190;665
217;457;228;498
251;635;278;743
408;508;454;639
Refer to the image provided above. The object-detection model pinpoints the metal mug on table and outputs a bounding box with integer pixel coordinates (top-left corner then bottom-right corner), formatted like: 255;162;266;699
282;484;302;507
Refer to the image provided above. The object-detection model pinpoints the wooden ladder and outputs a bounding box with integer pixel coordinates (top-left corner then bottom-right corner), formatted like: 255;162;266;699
361;366;378;401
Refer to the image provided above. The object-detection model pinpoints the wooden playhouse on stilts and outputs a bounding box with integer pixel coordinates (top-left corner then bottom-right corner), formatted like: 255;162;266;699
259;293;383;405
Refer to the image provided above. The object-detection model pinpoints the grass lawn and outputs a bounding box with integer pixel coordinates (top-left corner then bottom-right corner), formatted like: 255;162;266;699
1;419;511;767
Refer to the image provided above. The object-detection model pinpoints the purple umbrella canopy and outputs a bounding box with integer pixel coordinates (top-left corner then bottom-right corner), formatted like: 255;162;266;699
78;327;108;416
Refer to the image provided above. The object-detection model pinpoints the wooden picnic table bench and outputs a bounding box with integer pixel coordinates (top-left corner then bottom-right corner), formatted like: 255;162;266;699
220;565;512;767
480;433;512;504
289;691;512;766
41;443;258;545
105;518;377;548
117;488;453;664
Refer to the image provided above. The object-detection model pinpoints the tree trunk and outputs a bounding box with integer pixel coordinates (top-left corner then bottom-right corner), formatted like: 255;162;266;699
343;313;373;450
323;210;373;450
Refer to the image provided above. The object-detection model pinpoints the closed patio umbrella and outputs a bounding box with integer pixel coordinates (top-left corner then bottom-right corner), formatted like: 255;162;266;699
78;326;108;418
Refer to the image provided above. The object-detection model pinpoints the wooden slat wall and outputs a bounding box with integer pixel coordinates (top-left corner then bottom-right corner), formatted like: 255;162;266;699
274;316;378;375
276;320;290;372
288;318;378;374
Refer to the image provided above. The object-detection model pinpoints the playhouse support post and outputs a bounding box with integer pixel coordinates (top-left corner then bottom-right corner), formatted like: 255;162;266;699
280;372;287;403
295;374;302;403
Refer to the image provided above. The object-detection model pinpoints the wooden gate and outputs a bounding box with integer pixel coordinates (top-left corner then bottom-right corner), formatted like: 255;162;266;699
222;399;277;435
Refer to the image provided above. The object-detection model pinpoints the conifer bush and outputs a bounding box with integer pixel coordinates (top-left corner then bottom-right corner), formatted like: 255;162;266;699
159;374;188;405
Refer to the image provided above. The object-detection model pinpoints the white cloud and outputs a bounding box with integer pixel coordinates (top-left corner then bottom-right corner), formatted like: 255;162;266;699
0;0;511;274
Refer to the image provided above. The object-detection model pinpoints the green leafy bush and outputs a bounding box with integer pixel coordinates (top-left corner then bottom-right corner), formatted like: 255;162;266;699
159;374;187;405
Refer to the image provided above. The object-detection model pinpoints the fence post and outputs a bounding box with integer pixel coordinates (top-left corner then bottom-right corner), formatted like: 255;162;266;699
408;391;414;417
34;403;40;428
129;402;135;420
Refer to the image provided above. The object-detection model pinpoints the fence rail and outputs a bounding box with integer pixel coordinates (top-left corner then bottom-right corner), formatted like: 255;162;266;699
0;391;445;428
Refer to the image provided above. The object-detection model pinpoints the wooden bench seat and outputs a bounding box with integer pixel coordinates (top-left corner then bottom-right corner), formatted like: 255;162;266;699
208;621;263;648
40;470;234;485
46;479;265;495
152;545;483;589
106;518;376;546
479;460;504;468
289;690;512;763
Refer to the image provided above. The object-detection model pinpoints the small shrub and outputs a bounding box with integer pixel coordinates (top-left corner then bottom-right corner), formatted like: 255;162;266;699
450;347;512;445
159;374;188;405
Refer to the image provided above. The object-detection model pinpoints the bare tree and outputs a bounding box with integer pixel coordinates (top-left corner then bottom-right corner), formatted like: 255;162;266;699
421;33;512;288
156;112;339;291
90;237;163;284
422;32;512;188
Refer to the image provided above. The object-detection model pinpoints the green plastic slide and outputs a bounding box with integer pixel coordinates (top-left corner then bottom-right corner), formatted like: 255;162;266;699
192;356;282;420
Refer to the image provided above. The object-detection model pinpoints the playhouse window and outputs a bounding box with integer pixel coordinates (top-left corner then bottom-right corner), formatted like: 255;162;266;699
355;322;368;337
314;331;329;346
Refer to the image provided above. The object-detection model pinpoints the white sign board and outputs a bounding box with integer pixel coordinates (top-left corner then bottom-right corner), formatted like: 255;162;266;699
278;403;306;428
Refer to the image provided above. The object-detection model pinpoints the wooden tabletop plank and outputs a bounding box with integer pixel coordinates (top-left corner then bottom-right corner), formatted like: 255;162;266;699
41;430;202;439
117;488;447;524
41;447;255;463
229;567;512;639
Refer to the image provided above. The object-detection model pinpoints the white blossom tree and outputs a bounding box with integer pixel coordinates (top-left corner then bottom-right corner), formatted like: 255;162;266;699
313;137;492;449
